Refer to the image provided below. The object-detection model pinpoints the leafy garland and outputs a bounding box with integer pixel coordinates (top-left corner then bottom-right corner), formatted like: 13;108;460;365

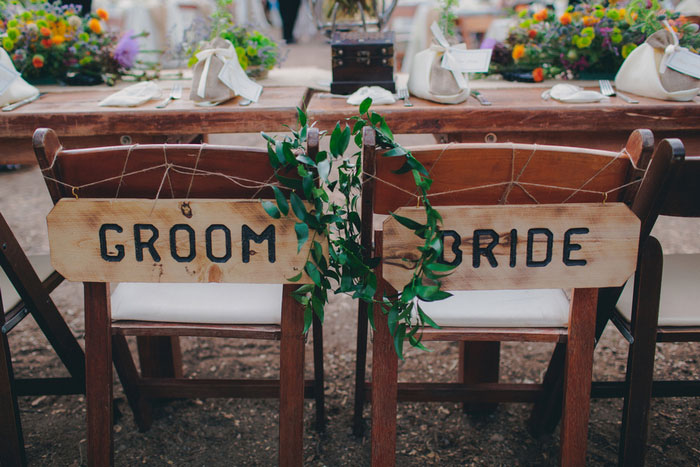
262;98;453;358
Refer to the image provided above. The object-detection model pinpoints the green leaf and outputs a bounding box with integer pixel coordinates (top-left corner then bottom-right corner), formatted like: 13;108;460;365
359;97;372;115
271;186;289;216
294;222;309;252
394;324;406;360
302;174;314;199
303;306;313;333
417;304;441;329
338;125;351;155
287;272;303;282
382;147;407;157
305;261;321;286
425;262;456;272
296;155;316;166
390;211;423;231
274;141;286;165
329;123;342;155
261;200;280;219
297;107;307;127
282;142;297;164
276;175;302;191
290;192;308;222
317;158;331;182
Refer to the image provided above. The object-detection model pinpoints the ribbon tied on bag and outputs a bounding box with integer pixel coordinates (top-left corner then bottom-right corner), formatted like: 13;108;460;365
429;22;469;90
195;44;236;99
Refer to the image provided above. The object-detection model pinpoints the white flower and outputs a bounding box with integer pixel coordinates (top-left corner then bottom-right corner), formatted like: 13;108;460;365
68;15;82;30
26;23;39;34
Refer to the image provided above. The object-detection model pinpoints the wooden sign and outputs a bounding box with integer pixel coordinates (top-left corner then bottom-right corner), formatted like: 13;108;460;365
382;203;640;291
47;199;317;284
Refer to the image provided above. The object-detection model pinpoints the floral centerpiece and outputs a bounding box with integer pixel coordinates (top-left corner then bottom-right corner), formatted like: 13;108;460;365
187;0;279;79
0;0;139;85
488;0;700;82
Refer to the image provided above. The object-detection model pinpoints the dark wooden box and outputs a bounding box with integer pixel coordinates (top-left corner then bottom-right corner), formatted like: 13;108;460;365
330;31;396;95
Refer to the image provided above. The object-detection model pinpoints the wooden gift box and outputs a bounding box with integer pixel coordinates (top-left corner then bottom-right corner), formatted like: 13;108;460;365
330;31;396;95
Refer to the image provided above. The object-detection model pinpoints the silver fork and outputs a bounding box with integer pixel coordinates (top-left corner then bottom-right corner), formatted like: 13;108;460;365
398;87;413;107
156;82;183;108
599;79;638;104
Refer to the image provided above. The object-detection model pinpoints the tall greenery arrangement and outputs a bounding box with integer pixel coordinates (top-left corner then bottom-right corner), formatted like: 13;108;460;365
438;0;459;39
262;99;452;358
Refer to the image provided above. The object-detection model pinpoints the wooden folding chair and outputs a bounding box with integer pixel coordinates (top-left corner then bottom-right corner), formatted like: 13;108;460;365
0;210;85;467
359;127;683;465
612;155;699;466
353;129;659;434
33;128;324;466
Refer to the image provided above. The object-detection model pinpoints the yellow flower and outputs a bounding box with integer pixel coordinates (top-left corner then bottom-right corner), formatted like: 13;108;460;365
88;18;102;34
51;35;66;45
96;8;109;21
512;44;525;61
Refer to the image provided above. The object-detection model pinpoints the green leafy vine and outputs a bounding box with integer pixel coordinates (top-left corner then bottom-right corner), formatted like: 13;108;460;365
261;98;454;358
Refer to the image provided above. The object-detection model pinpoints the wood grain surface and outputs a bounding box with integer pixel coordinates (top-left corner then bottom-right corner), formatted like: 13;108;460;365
382;204;640;290
47;199;316;284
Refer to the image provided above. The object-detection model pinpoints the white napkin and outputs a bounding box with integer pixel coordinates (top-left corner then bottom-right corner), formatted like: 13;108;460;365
0;49;39;107
347;86;396;105
99;81;162;107
541;84;609;103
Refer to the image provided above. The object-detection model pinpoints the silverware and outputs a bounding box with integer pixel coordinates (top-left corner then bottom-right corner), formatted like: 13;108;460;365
156;82;183;108
599;79;638;104
2;92;43;112
470;90;492;106
397;87;413;107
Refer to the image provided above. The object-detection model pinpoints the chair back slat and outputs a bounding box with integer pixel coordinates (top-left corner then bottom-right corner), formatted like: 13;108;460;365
659;156;700;218
373;144;634;213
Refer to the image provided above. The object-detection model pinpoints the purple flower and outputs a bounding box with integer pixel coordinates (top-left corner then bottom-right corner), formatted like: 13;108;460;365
480;38;498;49
113;31;139;69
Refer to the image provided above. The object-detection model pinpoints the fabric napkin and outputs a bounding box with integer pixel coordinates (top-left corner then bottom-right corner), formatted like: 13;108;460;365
99;81;162;107
541;84;609;103
0;49;39;107
346;86;396;105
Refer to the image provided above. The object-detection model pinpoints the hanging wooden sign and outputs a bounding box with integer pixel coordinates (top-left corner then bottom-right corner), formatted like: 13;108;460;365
382;203;640;291
47;199;317;284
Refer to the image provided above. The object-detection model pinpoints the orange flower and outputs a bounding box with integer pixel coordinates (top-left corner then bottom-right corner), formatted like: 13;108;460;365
41;38;53;48
532;67;544;82
96;8;109;20
512;44;526;60
32;54;44;68
560;12;572;25
533;8;548;21
40;26;51;37
88;18;102;34
583;15;599;26
528;29;537;39
51;35;65;45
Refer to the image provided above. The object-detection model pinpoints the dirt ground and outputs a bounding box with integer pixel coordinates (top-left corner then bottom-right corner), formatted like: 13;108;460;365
3;42;700;467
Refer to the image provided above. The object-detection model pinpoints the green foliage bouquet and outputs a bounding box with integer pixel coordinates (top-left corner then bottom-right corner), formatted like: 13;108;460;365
188;0;279;78
0;0;139;84
489;0;700;81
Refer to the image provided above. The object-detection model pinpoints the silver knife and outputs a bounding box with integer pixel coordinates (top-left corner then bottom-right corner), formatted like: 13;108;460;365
2;92;43;111
470;90;492;106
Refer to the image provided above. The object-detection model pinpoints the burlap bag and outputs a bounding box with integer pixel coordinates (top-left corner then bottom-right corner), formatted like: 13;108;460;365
189;38;237;103
615;29;700;101
408;41;469;104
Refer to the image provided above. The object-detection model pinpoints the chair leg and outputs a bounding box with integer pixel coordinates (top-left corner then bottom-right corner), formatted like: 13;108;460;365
560;288;598;467
527;342;566;436
312;313;325;432
459;341;500;414
0;321;25;467
353;300;369;437
370;304;397;467
84;283;113;466
279;285;304;467
136;336;183;379
112;334;153;431
619;237;663;467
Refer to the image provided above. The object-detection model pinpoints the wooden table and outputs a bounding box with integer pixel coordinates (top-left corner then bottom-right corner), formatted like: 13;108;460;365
3;80;700;166
0;83;308;165
306;84;700;153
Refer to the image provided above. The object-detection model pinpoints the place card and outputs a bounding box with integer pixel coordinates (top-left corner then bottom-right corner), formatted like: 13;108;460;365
666;49;700;80
0;62;20;96
441;48;492;74
218;59;263;103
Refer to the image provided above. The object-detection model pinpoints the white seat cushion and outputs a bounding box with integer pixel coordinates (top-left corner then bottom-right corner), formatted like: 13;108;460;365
617;253;700;327
1;254;55;313
110;283;283;324
417;289;570;328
